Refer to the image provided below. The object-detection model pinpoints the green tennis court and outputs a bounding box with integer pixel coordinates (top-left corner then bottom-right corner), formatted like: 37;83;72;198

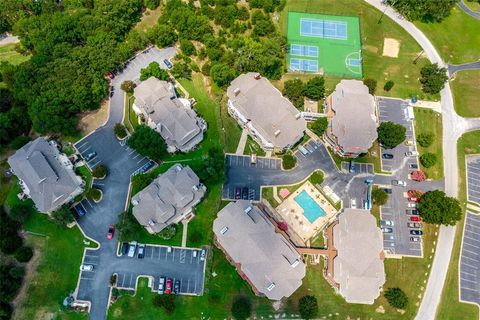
286;12;363;78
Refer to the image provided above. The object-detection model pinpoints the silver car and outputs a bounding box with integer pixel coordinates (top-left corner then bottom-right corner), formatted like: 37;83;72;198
127;241;137;257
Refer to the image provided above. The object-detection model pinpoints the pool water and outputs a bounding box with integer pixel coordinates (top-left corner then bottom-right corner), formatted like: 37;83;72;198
294;190;326;223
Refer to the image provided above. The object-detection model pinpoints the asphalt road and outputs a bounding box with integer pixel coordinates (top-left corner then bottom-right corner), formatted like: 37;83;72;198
458;0;480;20
448;60;480;76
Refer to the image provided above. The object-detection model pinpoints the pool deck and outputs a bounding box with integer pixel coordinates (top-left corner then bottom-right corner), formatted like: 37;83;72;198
275;181;338;242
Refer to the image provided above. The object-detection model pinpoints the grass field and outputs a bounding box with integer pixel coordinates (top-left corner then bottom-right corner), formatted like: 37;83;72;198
464;0;480;11
437;130;480;320
279;0;435;100
243;136;266;156
413;108;444;180
135;6;163;32
415;6;480;64
450;69;480;117
286;12;363;77
0;43;30;65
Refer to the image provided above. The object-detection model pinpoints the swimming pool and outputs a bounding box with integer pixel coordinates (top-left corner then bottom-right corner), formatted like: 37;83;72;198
294;190;326;223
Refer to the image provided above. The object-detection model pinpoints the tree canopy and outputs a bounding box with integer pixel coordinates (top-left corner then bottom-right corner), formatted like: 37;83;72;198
298;295;318;319
385;287;409;309
283;79;305;109
210;63;236;88
304;76;325;100
377;121;406;149
372;188;389;206
390;0;456;22
310;117;328;136
419;63;448;94
127;125;167;161
420;152;437;168
418;190;462;225
417;132;434;148
140;62;169;81
231;295;252;320
363;78;377;95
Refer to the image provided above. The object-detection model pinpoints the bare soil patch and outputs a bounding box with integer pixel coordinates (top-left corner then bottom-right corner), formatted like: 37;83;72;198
382;38;400;58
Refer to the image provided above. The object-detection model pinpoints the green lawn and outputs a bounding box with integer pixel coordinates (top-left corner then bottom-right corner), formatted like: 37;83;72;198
450;69;480;117
278;0;436;100
437;130;480;320
135;5;163;32
328;141;384;174
415;6;480;64
0;43;30;65
413;108;444;180
76;165;92;193
243;136;266;156
464;0;480;11
14;213;91;320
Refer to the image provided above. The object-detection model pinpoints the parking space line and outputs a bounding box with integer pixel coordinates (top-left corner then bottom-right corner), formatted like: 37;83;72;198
462;247;479;255
461;261;479;269
461;270;478;278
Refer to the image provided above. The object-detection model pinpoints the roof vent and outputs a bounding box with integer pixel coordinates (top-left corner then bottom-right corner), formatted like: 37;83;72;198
192;185;198;191
274;129;281;137
295;113;301;120
132;199;139;206
175;165;182;172
234;88;241;96
291;259;300;268
254;73;261;80
148;220;156;226
244;206;252;214
220;226;229;234
266;283;276;291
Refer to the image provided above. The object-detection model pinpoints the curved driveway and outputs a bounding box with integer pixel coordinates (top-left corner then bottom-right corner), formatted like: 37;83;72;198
458;0;480;20
364;1;480;319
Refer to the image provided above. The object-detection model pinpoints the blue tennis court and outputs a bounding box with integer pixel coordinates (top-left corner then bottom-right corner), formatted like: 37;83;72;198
290;58;318;72
290;44;319;57
300;18;348;40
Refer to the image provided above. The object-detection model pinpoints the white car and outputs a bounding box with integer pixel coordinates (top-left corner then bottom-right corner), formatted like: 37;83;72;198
382;220;394;226
350;199;357;209
405;151;419;157
392;180;407;187
127;241;137;257
200;249;206;261
407;202;417;208
80;264;94;271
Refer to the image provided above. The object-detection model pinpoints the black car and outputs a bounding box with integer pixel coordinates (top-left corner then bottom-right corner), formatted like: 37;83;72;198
235;187;241;199
410;229;423;235
382;153;394;159
121;242;129;255
163;59;173;69
383;188;393;194
137;244;145;259
242;187;249;200
173;279;181;294
409;163;419;169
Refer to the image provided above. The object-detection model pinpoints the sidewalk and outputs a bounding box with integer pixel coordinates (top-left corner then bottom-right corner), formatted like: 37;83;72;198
235;129;248;155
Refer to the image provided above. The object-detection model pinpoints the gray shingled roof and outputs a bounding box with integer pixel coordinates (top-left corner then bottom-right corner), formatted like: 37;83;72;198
7;137;83;213
333;208;386;304
227;73;306;149
134;77;204;151
330;80;377;154
132;164;205;233
213;201;306;300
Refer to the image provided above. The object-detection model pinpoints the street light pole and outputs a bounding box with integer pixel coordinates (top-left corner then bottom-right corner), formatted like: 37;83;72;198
413;50;424;64
378;0;397;24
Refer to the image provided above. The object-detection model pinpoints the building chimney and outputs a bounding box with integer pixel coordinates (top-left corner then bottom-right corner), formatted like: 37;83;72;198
274;129;281;137
254;73;261;80
234;88;241;96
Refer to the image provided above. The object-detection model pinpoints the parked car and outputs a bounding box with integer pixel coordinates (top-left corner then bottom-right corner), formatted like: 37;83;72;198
107;225;115;240
350;199;357;209
408;222;422;228
392;180;407;187
384;235;395;240
167;246;172;253
381;220;394;226
200;249;206;261
80;264;94;271
382;153;394;159
158;277;166;294
407;202;417;208
409;163;419;169
408;197;420;203
140;161;155;173
84;151;97;161
121;242;129;255
137;243;145;259
242;187;249;200
405;151;419;157
410;216;421;222
163;59;173;69
165;278;172;294
174;279;181;294
383;188;393;194
407;189;423;197
128;241;137;257
349;160;355;173
250;153;257;165
193;250;198;258
74;205;86;217
382;227;393;233
235;187;241;199
410;230;423;235
410;236;421;242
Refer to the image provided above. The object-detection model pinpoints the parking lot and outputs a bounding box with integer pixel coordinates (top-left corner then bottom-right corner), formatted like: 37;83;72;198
341;161;374;174
460;212;480;306
467;156;480;205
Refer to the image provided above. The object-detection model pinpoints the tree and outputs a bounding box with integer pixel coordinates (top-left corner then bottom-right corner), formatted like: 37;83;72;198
420;63;448;94
231;295;251;320
282;153;297;170
180;39;196;56
363;78;377;95
127;125;167;161
14;246;34;263
152;24;178;47
153;294;176;314
210;63;236;88
417;132;434;148
92;164;108;179
140;62;169;81
377;121;406;149
283;79;305;109
390;0;456;22
50;205;74;226
0;263;24;303
116;211;142;241
87;188;102;202
418;190;462;225
420;152;437;168
298;295;318;319
384;80;395;92
198;147;225;183
372;188;389;206
144;0;160;10
171;62;192;80
385;287;408;309
310;117;328;136
120;80;136;93
0;301;13;320
8;202;34;223
304;76;325;100
114;123;127;139
0;209;23;255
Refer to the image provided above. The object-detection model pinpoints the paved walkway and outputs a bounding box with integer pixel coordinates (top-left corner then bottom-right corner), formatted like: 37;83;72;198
235;129;248;155
0;34;19;46
181;220;189;247
448;60;480;76
272;186;282;204
458;0;480;20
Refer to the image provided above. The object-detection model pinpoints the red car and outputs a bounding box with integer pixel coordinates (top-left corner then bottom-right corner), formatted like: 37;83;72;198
165;278;172;294
407;190;423;198
107;225;115;240
408;197;420;203
410;216;421;222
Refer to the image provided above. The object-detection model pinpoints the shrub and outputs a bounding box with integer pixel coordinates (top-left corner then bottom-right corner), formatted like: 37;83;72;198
114;123;127;139
14;246;34;263
282;153;297;170
120;80;136;93
309;171;324;185
158;224;177;240
377;121;406;149
92;165;108;179
384;80;394;92
180;39;196;56
363;78;377;95
8;202;34;223
372;188;388;206
50;205;74;226
420;152;437;168
417;132;434;148
87;188;102;202
231;295;251;320
310;117;328;136
298;295;318;319
385;287;408;309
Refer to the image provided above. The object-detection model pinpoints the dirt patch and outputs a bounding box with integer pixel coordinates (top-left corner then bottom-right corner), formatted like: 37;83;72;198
363;45;379;54
382;38;400;58
77;99;109;136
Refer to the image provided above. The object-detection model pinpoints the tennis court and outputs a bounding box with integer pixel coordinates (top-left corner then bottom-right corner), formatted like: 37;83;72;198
287;12;363;78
